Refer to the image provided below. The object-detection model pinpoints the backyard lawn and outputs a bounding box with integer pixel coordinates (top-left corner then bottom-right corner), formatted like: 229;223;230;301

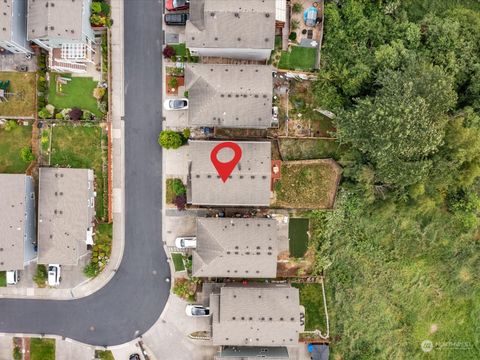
48;74;103;117
278;46;317;71
30;338;55;360
293;283;327;331
274;160;341;209
289;218;310;258
0;72;36;117
172;253;186;272
50;125;108;220
0;124;32;173
279;139;342;161
0;271;6;287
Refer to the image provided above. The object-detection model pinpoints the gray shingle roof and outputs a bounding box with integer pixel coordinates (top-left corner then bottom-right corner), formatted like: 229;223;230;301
193;218;278;278
0;174;28;271
186;0;275;50
27;0;84;41
187;141;271;206
37;168;95;265
185;64;273;128
0;0;13;41
211;285;304;346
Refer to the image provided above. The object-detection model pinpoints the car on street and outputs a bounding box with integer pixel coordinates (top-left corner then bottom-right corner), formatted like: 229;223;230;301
47;264;61;286
165;0;189;11
6;270;19;285
185;304;210;317
164;98;188;110
165;13;189;26
175;236;197;249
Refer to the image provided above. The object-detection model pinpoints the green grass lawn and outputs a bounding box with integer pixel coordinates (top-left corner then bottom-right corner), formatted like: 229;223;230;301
48;74;102;117
278;46;317;71
172;253;186;272
95;350;115;360
170;43;187;57
50;125;108;220
0;271;6;287
293;283;327;331
0;72;36;117
289;218;310;258
30;338;55;360
166;178;176;204
0;125;32;173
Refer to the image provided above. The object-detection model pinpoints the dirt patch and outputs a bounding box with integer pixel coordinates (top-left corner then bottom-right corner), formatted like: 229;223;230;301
166;75;184;96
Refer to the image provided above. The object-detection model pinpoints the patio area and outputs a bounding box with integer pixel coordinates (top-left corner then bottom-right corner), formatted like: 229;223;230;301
290;0;323;48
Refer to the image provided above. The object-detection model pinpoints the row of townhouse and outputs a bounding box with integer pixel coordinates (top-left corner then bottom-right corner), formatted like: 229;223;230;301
0;168;96;276
0;0;95;73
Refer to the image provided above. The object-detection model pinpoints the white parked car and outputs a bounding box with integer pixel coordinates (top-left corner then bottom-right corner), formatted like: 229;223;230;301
6;270;19;285
48;264;61;286
175;236;197;249
185;304;210;317
163;98;188;110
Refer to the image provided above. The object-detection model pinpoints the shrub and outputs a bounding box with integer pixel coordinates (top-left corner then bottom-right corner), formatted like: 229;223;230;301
45;104;55;115
69;107;83;121
172;179;186;196
55;113;63;120
13;346;21;360
101;2;110;15
82;110;93;121
158;130;183;149
93;87;106;100
168;77;179;89
289;32;297;41
98;101;108;113
91;1;102;14
19;147;35;162
4;120;18;132
84;263;98;278
33;265;47;286
38;107;50;119
41;132;49;145
292;2;303;13
182;128;191;140
291;19;300;31
174;194;187;210
183;90;189;98
163;45;176;59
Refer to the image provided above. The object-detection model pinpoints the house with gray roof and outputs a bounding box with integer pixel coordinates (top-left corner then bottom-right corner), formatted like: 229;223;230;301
0;0;31;53
37;168;96;266
0;174;36;271
185;64;274;129
186;0;275;61
27;0;95;73
187;141;271;207
210;284;305;346
215;346;290;359
193;218;278;278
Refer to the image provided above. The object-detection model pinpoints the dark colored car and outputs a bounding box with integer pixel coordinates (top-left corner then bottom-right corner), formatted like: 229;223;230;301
165;12;189;26
165;0;189;11
129;354;141;360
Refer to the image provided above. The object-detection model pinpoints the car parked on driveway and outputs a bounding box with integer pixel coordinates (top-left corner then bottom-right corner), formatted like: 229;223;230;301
175;236;196;249
164;98;188;110
185;304;210;317
47;264;61;286
165;13;189;26
6;270;19;285
129;354;141;360
165;0;189;11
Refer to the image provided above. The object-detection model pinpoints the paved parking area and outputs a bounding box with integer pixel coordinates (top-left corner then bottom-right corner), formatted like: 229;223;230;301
165;213;197;247
55;338;94;360
165;145;189;179
0;53;37;72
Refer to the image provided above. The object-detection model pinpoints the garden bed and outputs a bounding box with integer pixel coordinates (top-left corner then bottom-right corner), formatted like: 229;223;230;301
165;75;184;96
0;72;36;117
0;123;32;173
273;159;341;209
0;271;6;287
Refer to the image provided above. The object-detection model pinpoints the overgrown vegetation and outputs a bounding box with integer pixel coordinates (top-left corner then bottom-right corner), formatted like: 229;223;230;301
173;277;201;302
33;265;47;287
307;1;480;358
0;72;36;117
84;224;112;278
0;124;32;173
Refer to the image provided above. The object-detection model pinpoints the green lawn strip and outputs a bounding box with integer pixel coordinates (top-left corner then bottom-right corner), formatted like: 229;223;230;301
165;178;176;204
95;350;115;360
50;125;107;220
30;338;55;360
48;74;102;116
279;139;342;160
293;283;327;331
0;271;6;287
289;218;310;257
0;125;32;173
278;46;317;71
172;253;186;272
0;72;36;117
171;43;187;57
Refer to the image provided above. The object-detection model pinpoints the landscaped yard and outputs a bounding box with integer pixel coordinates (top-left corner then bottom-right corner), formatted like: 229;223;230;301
95;350;115;360
50;125;108;220
274;160;341;209
172;253;186;272
0;72;36;117
30;338;55;360
278;46;317;71
293;283;327;331
279;139;342;160
0;124;32;173
0;271;6;287
289;218;310;258
48;74;103;117
170;43;187;57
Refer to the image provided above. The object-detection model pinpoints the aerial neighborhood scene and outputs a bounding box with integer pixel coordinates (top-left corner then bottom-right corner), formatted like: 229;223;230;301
0;0;479;359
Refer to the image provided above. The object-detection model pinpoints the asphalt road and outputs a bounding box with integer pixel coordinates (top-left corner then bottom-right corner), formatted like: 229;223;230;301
0;0;170;346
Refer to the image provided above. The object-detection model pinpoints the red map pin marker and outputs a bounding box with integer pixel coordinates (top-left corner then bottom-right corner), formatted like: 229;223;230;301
210;142;242;183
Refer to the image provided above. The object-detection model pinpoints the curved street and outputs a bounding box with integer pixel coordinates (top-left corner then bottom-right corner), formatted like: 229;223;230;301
0;0;169;346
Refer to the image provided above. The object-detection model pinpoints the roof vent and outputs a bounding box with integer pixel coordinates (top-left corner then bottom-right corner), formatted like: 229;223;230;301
210;12;215;16
45;2;48;7
50;26;54;30
234;12;240;18
237;37;241;41
265;13;270;18
51;2;54;7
